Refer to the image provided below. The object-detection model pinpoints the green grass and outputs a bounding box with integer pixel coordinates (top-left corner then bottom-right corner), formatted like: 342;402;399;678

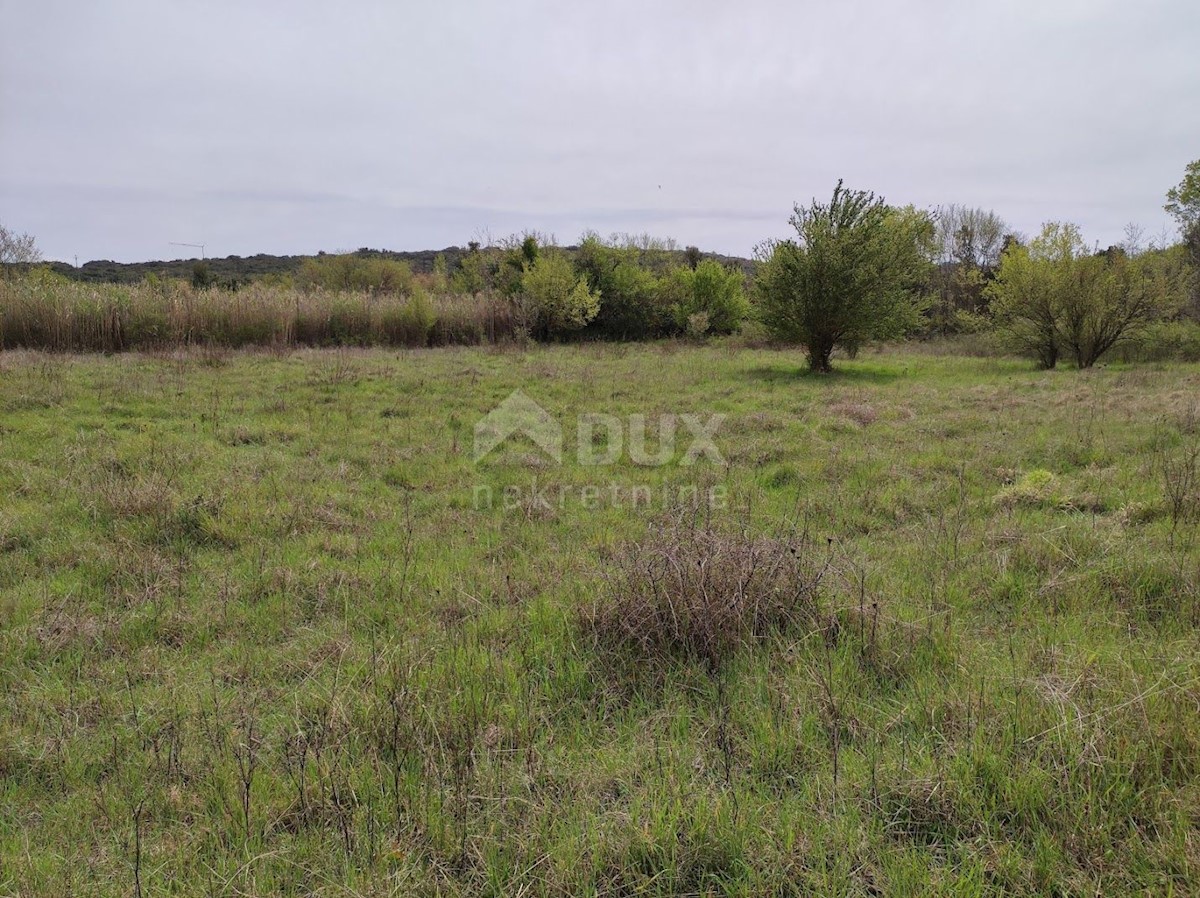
1;342;1199;896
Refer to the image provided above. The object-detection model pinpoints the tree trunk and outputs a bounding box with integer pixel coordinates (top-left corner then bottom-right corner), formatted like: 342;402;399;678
807;340;835;373
1037;342;1058;370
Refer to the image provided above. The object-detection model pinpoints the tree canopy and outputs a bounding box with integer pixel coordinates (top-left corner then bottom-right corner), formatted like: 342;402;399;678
754;182;933;371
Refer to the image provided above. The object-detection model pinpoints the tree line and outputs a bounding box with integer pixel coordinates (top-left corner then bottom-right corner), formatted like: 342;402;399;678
754;161;1198;371
1;159;1197;364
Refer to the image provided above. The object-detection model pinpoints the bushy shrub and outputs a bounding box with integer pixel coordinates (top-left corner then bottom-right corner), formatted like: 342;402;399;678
593;259;670;339
988;224;1182;368
664;259;749;336
297;254;415;295
518;251;600;339
575;235;673;339
449;246;492;295
583;519;826;669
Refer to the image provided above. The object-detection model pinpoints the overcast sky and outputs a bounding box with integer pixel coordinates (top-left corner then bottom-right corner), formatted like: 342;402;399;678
2;0;1197;263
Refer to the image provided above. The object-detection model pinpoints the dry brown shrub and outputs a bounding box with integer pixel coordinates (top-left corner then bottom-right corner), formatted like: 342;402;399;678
584;518;828;668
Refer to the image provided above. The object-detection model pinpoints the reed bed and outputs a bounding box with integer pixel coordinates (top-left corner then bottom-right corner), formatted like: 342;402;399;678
0;278;518;350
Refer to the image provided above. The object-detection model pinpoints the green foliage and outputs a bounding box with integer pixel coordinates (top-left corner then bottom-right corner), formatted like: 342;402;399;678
255;271;295;289
1165;158;1200;231
1057;252;1139;370
520;235;540;266
494;263;524;298
519;251;600;338
191;261;214;289
493;241;530;297
1165;160;1200;317
298;253;415;294
986;224;1075;368
663;259;749;336
1110;319;1200;363
989;223;1178;369
754;182;934;371
450;244;492;295
18;265;73;289
575;235;672;339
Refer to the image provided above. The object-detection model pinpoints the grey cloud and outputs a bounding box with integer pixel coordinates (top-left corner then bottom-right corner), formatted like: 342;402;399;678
2;0;1197;262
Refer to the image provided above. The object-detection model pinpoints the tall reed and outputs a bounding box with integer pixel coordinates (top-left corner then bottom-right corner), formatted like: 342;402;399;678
0;277;518;351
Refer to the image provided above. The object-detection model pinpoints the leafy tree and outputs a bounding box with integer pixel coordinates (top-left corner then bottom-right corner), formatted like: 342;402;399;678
1165;159;1200;231
986;223;1080;369
663;259;748;336
754;182;933;372
519;251;600;338
492;234;545;298
1165;159;1200;316
1057;252;1157;368
520;235;540;267
988;223;1173;369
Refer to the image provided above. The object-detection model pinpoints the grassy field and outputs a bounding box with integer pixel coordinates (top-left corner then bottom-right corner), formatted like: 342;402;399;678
2;342;1199;896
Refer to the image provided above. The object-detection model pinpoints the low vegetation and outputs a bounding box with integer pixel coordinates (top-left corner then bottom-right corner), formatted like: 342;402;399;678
2;343;1200;895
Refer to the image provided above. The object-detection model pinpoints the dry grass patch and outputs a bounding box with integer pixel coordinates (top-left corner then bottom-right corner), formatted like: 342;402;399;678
829;400;878;427
584;517;829;668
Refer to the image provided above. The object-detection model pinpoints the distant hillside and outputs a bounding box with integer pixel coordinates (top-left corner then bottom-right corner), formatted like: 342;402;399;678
43;248;468;285
43;246;755;285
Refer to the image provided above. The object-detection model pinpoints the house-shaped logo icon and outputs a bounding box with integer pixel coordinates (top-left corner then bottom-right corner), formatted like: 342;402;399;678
473;390;562;463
